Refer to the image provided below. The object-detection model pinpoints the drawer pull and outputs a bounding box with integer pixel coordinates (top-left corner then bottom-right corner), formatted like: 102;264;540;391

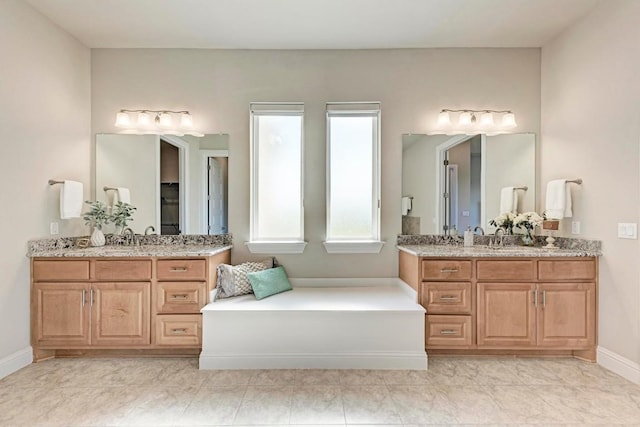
439;295;459;301
170;294;189;300
439;329;457;335
171;328;188;334
170;267;188;272
440;268;459;273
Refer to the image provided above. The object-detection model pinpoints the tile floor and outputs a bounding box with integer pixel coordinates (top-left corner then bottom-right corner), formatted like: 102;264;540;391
0;356;639;426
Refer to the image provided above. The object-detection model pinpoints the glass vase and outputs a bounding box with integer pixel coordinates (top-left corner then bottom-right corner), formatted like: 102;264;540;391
521;229;534;246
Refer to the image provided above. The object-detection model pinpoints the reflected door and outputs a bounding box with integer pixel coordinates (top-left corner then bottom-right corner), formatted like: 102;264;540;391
208;157;227;234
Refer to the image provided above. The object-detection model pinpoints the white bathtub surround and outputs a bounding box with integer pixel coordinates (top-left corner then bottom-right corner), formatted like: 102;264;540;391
0;347;33;380
200;282;427;370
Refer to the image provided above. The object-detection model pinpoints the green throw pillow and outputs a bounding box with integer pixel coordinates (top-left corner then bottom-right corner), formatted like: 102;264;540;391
246;266;293;300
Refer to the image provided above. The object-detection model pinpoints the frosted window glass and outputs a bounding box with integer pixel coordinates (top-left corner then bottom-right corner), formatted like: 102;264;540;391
328;115;376;239
254;114;302;240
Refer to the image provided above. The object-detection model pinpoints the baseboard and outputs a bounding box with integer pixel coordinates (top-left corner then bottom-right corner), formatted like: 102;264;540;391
200;351;428;370
597;346;640;385
0;347;33;380
289;278;400;288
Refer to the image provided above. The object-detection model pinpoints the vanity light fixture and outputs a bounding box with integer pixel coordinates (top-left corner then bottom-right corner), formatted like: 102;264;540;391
434;109;517;134
114;109;204;137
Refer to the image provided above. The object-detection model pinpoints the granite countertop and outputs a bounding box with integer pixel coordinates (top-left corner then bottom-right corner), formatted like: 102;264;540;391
27;234;234;258
397;244;601;258
29;244;233;258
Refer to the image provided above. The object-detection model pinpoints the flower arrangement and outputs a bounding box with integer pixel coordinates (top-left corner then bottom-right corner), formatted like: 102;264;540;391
514;211;544;233
83;200;110;230
83;200;137;233
111;201;137;231
489;212;516;234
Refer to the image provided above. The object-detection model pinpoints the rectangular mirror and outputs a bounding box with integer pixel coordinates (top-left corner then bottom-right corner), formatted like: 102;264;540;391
402;133;535;235
95;133;229;235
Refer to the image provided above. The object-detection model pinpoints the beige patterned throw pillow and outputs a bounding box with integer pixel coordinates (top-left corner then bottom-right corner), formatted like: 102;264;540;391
215;259;274;299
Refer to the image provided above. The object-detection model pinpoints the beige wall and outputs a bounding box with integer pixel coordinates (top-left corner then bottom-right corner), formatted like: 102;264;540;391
0;1;91;360
541;0;640;364
91;48;541;277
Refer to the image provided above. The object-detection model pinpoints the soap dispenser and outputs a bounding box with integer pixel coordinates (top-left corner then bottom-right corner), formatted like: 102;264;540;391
464;225;474;247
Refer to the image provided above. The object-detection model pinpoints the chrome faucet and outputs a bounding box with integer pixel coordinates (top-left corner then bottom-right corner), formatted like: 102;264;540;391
144;226;156;236
122;227;134;246
474;226;485;235
494;228;506;247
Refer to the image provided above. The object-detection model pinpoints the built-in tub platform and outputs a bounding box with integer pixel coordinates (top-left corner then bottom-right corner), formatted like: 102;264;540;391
200;284;427;370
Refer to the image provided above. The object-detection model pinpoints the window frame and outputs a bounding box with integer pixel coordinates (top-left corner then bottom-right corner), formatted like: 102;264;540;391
248;103;306;254
324;103;383;253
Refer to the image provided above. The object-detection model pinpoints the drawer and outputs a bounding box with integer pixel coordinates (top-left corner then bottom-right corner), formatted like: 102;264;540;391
156;282;206;314
538;260;596;281
155;315;202;346
94;260;151;281
33;260;90;281
422;260;472;281
157;260;206;281
421;282;472;314
426;315;472;347
476;260;535;281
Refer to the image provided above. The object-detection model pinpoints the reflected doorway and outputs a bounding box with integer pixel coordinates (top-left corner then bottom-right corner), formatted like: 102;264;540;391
207;156;228;234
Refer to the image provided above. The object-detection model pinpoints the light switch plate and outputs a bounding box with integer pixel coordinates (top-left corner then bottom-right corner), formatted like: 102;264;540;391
462;210;470;217
50;222;59;235
618;223;637;239
571;221;580;235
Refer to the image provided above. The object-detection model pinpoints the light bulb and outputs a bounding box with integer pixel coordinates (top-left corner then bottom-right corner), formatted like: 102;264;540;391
180;113;193;128
159;113;173;128
458;111;472;126
137;112;151;127
502;112;517;128
114;112;131;128
437;111;451;126
480;112;494;126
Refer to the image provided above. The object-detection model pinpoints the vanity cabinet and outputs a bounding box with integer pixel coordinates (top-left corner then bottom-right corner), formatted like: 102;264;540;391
399;251;598;360
31;250;230;360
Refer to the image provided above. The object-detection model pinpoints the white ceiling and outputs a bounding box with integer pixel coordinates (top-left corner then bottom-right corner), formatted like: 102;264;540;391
26;0;602;49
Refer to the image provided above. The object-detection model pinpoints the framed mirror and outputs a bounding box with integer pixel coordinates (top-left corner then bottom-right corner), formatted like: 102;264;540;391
95;133;229;235
402;133;535;235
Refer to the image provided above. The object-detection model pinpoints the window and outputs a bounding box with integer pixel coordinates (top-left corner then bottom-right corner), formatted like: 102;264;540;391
248;103;306;254
324;103;383;253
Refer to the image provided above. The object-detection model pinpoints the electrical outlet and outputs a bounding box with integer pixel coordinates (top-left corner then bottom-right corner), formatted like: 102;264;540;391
50;222;59;235
462;210;470;217
571;221;580;235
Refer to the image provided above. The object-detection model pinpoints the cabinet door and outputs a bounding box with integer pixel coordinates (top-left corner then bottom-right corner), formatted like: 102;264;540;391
34;283;90;347
91;282;150;346
477;283;536;347
537;283;596;348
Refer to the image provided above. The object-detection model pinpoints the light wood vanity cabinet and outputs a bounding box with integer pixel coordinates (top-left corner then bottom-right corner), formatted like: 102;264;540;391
399;251;598;360
31;250;230;360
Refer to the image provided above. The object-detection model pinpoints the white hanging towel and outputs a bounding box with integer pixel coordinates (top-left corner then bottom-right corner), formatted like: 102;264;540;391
113;187;131;205
499;187;518;214
401;196;412;215
545;179;572;219
60;180;83;219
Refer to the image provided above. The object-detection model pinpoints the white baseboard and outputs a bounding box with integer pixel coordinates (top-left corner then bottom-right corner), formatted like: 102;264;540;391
597;346;640;385
0;347;33;380
200;352;428;370
289;277;400;288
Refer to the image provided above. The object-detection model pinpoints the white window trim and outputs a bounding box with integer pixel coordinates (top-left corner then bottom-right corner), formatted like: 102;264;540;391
324;103;383;253
248;103;306;254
